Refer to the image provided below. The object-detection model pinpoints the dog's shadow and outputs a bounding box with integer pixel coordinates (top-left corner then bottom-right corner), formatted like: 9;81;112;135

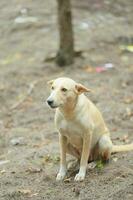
67;159;80;178
66;158;110;179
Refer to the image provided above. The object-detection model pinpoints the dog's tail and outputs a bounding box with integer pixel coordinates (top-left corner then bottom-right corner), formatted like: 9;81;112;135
112;143;133;153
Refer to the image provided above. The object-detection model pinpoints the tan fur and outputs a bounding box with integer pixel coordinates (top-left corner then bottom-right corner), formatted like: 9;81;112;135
47;77;133;181
112;144;133;153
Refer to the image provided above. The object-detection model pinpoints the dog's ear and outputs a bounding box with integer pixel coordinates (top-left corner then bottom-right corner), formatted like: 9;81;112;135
47;80;54;85
75;84;92;94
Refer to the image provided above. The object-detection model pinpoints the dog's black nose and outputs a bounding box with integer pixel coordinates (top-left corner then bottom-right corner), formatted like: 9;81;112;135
47;100;53;106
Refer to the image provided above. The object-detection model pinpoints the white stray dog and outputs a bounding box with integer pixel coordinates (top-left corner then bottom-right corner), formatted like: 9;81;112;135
47;77;133;181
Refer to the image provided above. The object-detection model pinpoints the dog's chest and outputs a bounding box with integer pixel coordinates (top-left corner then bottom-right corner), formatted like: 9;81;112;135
58;119;84;138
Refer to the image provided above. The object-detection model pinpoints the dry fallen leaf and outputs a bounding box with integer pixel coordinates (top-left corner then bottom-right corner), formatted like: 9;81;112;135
18;189;31;195
123;96;133;104
0;160;10;166
120;45;133;53
18;189;38;197
121;134;129;143
121;82;128;88
33;140;50;148
0;169;6;174
84;65;95;73
26;167;42;173
126;107;133;117
111;127;118;132
113;157;118;162
88;162;97;169
29;193;38;197
64;177;72;183
123;107;133;119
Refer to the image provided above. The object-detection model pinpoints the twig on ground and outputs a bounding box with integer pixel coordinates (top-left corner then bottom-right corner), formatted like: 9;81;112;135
10;80;40;110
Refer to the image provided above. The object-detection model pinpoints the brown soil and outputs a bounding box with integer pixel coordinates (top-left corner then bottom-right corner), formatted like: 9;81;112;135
0;0;133;199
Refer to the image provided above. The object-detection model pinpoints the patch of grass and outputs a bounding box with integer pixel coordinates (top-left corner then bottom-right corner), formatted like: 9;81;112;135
42;154;60;165
96;160;105;170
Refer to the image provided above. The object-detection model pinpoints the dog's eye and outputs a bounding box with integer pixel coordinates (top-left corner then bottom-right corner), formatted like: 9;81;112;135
61;88;67;92
51;86;54;90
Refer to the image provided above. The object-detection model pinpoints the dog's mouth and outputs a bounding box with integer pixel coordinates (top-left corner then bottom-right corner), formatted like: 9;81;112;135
48;103;64;109
46;99;63;109
49;104;58;109
47;102;59;109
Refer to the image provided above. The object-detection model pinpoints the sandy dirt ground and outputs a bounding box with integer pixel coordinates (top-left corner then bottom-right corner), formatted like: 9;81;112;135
0;0;133;199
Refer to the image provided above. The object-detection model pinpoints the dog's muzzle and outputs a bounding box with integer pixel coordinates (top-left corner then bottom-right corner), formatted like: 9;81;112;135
47;100;54;106
47;99;58;108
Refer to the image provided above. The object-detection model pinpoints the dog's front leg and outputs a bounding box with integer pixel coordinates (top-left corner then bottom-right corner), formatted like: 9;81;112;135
56;134;67;181
75;133;92;181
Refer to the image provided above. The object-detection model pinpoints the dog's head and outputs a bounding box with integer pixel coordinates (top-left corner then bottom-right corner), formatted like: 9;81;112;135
47;77;91;109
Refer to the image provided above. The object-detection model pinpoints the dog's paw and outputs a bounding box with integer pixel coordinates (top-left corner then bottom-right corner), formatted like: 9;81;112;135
74;172;85;181
56;172;66;181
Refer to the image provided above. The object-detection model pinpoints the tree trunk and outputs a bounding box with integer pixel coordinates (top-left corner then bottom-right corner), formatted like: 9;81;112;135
56;0;74;66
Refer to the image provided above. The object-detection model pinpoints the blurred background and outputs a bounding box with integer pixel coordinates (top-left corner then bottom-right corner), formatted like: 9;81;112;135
0;0;133;199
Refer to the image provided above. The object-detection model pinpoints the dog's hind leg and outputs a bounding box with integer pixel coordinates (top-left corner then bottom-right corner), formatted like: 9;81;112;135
98;135;113;162
67;143;80;170
67;143;81;159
